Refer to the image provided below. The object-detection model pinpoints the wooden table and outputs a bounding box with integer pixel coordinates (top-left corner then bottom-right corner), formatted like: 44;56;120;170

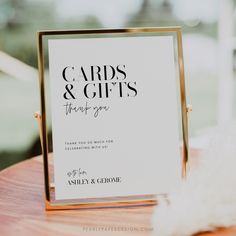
0;150;236;236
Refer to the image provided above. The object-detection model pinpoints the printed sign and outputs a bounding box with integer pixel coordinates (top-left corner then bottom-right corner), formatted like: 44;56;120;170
48;36;181;200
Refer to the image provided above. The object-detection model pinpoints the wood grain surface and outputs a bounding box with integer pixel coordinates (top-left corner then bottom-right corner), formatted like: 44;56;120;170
0;150;236;236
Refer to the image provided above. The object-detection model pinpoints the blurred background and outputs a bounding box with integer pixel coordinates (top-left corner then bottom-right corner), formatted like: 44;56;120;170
0;0;236;170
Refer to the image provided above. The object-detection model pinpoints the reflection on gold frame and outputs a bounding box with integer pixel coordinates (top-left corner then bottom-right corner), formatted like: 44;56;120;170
36;27;189;210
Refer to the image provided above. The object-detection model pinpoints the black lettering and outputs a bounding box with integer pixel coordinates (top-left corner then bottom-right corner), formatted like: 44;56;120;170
78;66;88;81
62;66;75;82
84;83;96;99
104;65;115;80
127;81;137;97
91;66;101;81
63;84;76;100
116;64;126;80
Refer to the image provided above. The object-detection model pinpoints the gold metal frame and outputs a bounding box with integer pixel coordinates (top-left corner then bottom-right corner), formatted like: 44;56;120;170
36;27;190;210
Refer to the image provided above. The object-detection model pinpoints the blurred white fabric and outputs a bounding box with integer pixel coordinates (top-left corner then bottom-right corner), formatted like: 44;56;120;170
152;122;236;236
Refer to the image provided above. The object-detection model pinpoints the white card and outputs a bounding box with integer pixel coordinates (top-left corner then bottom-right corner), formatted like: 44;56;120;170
48;36;181;200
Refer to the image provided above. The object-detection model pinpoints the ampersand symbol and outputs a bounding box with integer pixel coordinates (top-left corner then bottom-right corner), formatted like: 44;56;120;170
64;84;76;100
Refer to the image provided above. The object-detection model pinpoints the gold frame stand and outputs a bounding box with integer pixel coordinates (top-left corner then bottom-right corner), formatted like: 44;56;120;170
35;27;191;210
